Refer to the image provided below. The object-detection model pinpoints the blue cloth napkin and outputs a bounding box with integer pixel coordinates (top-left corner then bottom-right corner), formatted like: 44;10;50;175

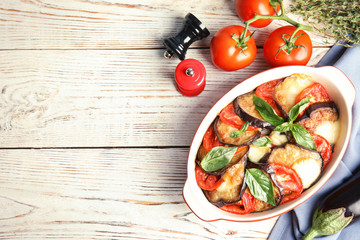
268;44;360;240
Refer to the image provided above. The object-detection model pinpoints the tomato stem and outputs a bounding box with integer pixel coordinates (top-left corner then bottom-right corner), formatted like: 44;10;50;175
240;0;312;43
274;26;307;57
231;31;255;52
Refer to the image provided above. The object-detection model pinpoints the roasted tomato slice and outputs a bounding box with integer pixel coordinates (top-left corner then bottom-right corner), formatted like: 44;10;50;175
219;103;257;130
312;133;332;170
220;189;257;215
270;163;303;204
295;83;332;104
235;145;249;155
295;83;332;117
281;190;302;205
255;79;283;117
195;164;224;191
203;125;224;152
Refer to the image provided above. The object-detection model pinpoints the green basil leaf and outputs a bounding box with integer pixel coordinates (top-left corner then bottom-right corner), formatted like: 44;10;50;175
201;146;237;172
288;97;310;122
252;136;272;147
274;122;292;132
291;123;317;150
245;168;276;206
231;121;249;138
253;95;284;126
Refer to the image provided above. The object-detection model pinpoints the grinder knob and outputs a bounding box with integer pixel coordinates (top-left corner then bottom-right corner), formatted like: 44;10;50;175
163;13;210;60
174;59;206;97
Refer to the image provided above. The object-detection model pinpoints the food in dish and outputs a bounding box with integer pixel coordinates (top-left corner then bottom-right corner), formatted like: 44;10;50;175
195;73;340;215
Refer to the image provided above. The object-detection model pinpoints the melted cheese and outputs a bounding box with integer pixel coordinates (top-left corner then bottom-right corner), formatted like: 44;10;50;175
314;120;341;145
268;144;322;168
248;145;271;163
292;157;322;189
270;131;288;146
275;74;315;112
205;159;245;203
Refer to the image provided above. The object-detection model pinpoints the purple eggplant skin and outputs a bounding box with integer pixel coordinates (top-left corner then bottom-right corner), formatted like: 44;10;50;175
272;78;296;119
320;174;360;222
204;153;249;207
297;101;339;122
242;162;284;211
261;143;324;189
260;163;285;197
213;117;261;147
233;94;275;129
196;145;249;176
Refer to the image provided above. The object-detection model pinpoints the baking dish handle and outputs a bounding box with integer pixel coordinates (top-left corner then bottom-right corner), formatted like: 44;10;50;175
182;180;218;222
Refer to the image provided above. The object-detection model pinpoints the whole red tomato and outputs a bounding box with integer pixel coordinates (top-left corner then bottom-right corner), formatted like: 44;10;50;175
210;25;257;71
263;25;312;67
235;0;279;28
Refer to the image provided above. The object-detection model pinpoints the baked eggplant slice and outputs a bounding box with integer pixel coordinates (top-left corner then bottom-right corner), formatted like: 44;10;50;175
245;163;284;212
214;117;260;147
273;73;315;117
197;144;208;162
297;102;340;145
197;145;249;176
233;92;274;129
266;143;323;189
248;144;271;164
248;131;290;164
204;152;247;206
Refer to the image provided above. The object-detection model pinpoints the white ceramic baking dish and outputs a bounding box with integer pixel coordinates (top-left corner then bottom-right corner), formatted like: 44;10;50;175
183;66;356;222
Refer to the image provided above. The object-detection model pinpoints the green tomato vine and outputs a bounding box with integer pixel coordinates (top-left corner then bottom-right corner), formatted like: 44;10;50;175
234;0;312;53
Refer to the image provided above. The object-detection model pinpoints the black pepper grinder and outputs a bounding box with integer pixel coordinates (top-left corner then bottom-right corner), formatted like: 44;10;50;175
163;13;210;60
163;13;210;97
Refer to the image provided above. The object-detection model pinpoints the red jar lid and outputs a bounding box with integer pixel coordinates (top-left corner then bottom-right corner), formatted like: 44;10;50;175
175;59;206;97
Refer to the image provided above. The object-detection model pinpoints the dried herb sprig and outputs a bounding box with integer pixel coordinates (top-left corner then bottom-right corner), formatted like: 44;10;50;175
291;0;360;46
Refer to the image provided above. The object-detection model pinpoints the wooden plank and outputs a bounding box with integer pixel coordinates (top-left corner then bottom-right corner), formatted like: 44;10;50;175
0;147;277;239
0;0;335;50
0;48;330;148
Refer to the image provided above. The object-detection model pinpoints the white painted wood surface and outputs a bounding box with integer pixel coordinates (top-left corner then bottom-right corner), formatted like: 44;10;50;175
0;0;334;239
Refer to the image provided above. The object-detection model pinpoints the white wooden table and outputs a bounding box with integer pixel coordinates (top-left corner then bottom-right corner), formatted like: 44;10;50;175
0;1;334;239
